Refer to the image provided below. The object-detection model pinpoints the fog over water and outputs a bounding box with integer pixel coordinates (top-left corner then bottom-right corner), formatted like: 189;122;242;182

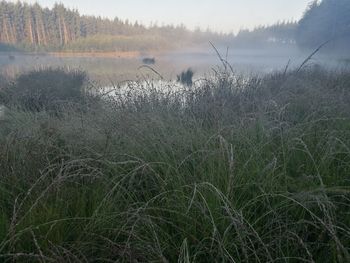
1;47;348;85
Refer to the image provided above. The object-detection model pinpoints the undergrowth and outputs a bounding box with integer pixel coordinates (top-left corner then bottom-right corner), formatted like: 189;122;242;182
0;66;349;262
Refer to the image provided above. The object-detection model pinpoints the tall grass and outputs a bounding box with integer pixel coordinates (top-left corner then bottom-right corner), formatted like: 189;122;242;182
0;66;349;262
0;69;92;113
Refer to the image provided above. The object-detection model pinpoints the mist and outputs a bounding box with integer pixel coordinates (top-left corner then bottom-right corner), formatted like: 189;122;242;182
1;0;349;83
0;1;350;262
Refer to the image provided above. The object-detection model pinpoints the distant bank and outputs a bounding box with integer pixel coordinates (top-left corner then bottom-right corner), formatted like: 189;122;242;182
50;51;141;59
0;51;142;59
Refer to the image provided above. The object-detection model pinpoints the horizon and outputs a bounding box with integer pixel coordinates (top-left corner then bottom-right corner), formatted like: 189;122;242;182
8;0;311;33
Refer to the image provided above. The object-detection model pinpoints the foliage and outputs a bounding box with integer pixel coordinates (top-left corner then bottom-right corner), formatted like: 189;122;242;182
2;0;349;54
297;0;350;51
0;74;7;89
0;1;228;52
0;67;349;262
64;34;170;52
0;68;89;112
177;68;194;86
0;1;147;51
233;21;297;47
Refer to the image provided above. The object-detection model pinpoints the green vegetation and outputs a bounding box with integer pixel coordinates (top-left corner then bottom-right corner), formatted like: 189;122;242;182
0;69;92;113
233;21;297;48
0;1;147;51
0;1;225;52
233;0;350;53
0;66;349;262
177;68;194;86
64;35;170;52
297;0;350;50
1;0;349;54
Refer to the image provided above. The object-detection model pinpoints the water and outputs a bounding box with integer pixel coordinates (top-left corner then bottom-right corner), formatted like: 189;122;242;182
0;47;347;86
0;47;347;118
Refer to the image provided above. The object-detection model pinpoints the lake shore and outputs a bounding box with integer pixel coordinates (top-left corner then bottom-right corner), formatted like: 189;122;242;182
0;51;143;59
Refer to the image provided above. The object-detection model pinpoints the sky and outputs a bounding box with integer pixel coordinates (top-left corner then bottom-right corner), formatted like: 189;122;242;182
9;0;312;33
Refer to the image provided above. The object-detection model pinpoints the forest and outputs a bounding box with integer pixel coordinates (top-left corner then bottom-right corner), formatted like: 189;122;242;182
0;0;349;53
233;0;350;52
232;21;297;48
297;0;350;51
0;1;226;52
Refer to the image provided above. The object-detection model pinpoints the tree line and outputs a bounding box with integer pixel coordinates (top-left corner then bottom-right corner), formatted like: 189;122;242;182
228;0;349;52
0;1;222;52
296;0;350;51
0;0;299;52
0;0;348;53
232;21;297;48
0;1;154;51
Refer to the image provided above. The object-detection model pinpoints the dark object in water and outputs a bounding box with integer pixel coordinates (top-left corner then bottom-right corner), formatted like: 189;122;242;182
8;55;15;60
177;68;194;87
142;57;156;65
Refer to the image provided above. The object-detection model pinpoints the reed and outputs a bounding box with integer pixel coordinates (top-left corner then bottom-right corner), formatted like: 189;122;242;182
0;66;349;262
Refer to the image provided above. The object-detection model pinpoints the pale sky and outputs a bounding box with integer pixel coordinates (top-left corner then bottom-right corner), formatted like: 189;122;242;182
10;0;312;33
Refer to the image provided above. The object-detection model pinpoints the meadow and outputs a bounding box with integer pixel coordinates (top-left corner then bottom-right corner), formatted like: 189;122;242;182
0;65;349;262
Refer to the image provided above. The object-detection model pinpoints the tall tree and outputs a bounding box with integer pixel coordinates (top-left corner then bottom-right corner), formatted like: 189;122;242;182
297;0;350;50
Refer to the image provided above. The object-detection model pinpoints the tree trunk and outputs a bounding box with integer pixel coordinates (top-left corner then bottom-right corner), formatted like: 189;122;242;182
3;18;10;43
58;16;63;45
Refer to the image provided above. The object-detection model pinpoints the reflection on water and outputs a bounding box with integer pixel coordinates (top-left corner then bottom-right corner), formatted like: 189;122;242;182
99;79;187;98
0;47;347;85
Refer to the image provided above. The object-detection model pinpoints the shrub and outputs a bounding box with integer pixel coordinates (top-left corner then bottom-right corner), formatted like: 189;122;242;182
0;74;6;88
0;68;89;112
177;68;194;86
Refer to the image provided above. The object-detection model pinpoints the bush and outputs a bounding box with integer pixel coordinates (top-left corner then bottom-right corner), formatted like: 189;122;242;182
177;68;194;86
0;68;89;112
0;74;6;88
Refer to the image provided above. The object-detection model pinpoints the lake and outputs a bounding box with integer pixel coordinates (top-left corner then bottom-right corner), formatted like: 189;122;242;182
0;46;348;86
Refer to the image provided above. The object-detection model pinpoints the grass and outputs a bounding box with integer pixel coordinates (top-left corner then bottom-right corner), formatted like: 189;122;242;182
0;66;349;262
0;69;90;113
